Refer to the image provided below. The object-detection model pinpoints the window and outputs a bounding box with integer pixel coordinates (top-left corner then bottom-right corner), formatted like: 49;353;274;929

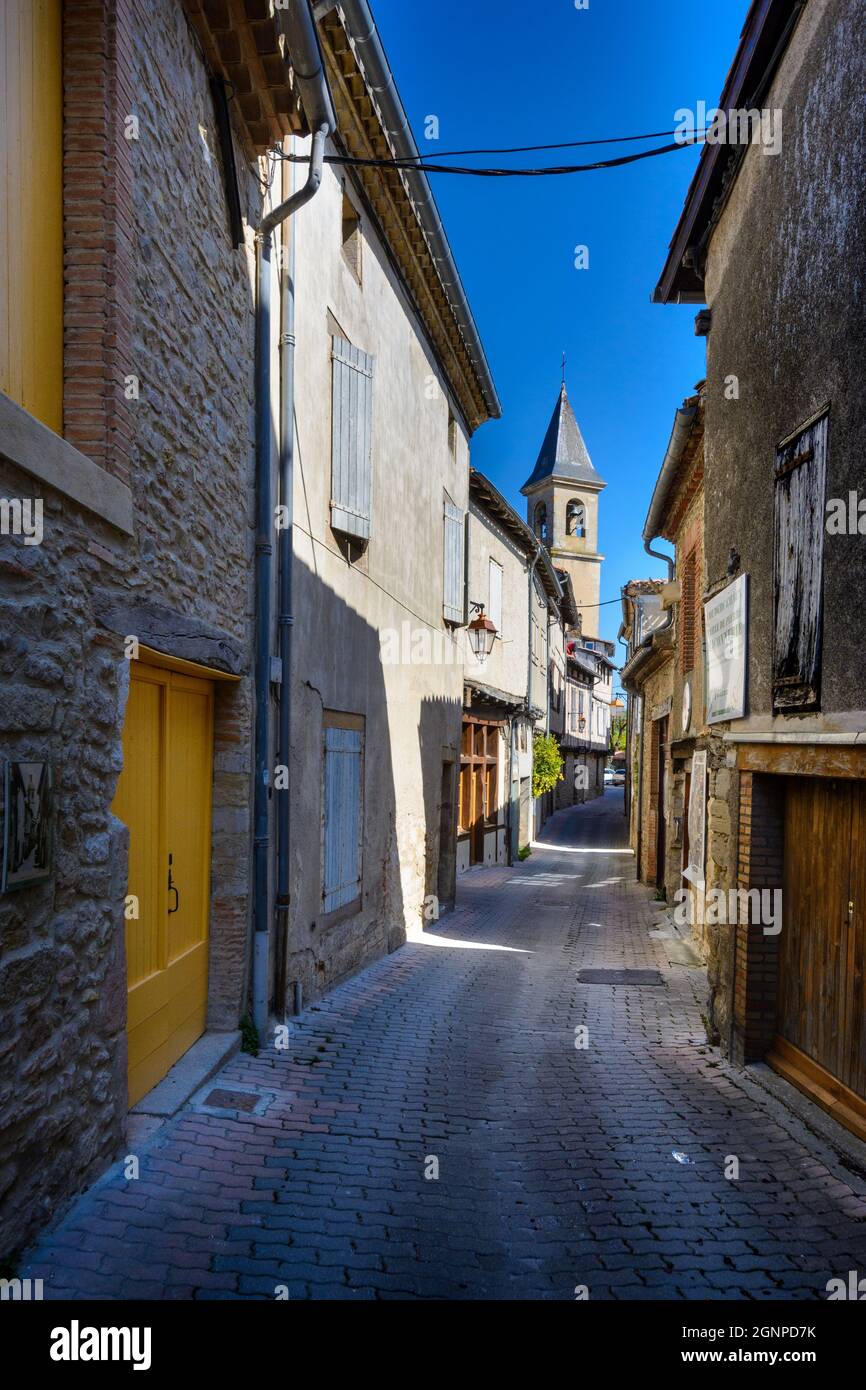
531;611;541;665
553;663;563;712
1;0;63;432
488;557;503;635
679;546;700;673
448;410;458;461
534;501;549;545
566;499;586;538
459;718;500;864
443;493;466;624
330;335;374;541
341;193;362;283
322;712;364;915
773;407;829;710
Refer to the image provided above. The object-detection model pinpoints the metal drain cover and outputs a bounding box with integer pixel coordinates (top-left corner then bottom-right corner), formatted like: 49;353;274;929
576;969;664;986
204;1088;259;1111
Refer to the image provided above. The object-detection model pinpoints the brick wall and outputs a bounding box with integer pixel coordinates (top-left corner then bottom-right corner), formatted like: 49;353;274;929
63;0;136;483
731;772;785;1064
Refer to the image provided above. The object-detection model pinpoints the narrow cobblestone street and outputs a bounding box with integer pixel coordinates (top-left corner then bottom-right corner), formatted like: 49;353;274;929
25;793;866;1300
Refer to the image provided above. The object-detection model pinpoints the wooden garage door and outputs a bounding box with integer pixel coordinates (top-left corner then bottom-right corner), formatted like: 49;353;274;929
773;778;866;1131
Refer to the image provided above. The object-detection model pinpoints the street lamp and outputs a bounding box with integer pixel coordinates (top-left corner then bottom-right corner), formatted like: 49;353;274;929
467;601;497;662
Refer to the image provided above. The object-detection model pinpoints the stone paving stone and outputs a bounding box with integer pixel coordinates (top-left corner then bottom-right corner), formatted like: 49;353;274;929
22;792;866;1300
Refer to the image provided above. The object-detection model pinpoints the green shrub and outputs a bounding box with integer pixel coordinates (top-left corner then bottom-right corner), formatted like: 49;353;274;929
532;732;564;799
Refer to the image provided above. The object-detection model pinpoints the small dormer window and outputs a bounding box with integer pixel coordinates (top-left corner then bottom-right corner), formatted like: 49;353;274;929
341;193;362;283
566;499;586;537
534;501;549;545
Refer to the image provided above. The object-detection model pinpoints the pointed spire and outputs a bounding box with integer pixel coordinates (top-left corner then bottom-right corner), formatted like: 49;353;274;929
520;381;605;494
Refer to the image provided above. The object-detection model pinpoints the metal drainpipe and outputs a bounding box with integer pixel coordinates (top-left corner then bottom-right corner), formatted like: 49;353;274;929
274;140;297;1019
252;123;329;1039
629;535;674;884
506;717;515;866
526;545;540;712
618;628;631;821
526;544;541;836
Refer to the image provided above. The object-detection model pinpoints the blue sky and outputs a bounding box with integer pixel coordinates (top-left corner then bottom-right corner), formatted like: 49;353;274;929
372;0;750;660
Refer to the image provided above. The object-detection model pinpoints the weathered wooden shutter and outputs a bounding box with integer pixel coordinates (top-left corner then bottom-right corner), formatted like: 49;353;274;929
331;336;374;540
443;497;465;624
773;409;829;710
322;723;363;913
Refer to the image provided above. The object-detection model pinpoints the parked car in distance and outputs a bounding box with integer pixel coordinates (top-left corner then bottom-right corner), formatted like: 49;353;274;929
604;766;625;787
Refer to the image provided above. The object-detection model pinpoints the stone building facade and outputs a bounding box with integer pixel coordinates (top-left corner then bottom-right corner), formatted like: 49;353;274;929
0;0;268;1257
654;0;866;1136
457;471;571;871
0;0;499;1258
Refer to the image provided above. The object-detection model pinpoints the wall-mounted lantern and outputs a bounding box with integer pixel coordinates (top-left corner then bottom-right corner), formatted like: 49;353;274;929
468;602;497;663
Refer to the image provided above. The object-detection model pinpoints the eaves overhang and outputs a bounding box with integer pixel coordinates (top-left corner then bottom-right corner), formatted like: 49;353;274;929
643;391;704;544
181;0;307;152
318;2;501;432
469;469;566;615
652;0;806;305
620;630;674;692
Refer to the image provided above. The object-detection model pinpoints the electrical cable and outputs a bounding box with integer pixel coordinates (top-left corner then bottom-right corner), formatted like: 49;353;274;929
410;128;708;159
280;134;705;177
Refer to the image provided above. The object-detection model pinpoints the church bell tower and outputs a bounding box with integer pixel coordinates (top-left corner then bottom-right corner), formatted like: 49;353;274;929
520;380;606;637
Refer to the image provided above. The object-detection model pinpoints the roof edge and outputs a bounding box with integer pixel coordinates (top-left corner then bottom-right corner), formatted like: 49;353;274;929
652;0;806;305
333;0;501;423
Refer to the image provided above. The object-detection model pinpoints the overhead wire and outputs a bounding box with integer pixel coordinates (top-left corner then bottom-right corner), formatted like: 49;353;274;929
277;129;710;177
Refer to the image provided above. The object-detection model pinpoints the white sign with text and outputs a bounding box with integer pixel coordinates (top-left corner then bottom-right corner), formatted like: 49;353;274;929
704;575;748;724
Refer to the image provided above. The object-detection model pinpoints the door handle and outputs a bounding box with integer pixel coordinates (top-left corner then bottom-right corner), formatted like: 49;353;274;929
168;853;180;915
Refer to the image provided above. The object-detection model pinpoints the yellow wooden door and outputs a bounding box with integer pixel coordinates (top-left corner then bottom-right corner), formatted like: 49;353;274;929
112;661;214;1106
0;0;63;431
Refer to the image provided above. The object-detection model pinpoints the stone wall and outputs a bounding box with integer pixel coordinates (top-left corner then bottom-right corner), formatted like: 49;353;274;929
636;659;674;886
0;0;259;1259
703;0;866;722
698;0;866;1051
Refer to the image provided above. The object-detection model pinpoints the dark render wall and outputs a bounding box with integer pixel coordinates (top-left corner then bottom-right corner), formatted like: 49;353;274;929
703;0;866;718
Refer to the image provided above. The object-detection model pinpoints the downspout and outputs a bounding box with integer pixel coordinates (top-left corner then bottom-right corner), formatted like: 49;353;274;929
618;626;631;821
545;607;553;736
274;142;297;1019
506;716;515;866
526;544;540;713
526;544;540;836
633;403;694;887
252;0;336;1038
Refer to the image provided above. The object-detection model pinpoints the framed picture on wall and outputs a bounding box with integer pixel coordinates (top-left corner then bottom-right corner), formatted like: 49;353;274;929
2;761;54;892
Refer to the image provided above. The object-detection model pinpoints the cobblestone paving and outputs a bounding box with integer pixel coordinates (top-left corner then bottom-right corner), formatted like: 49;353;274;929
24;792;866;1299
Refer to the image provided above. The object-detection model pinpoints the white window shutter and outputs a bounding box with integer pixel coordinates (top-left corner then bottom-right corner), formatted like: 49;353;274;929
331;336;374;540
322;725;363;913
443;497;465;624
488;558;502;634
